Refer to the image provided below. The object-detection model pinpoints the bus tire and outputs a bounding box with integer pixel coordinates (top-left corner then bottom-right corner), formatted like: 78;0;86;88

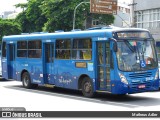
82;77;95;98
22;72;38;89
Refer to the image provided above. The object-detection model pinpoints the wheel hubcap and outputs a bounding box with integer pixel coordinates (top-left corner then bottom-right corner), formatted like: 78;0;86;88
24;76;29;86
84;82;91;93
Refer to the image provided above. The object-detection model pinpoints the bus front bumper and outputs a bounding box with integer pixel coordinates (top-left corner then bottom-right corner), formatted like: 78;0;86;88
111;80;159;94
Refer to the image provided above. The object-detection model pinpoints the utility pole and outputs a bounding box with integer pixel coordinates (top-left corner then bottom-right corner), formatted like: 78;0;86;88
128;0;137;27
73;2;90;30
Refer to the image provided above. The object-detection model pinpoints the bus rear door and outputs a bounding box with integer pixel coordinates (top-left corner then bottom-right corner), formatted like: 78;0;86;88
97;41;113;92
44;42;55;84
7;43;16;79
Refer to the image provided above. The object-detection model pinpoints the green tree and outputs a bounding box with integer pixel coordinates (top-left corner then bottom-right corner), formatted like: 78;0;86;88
26;0;47;32
15;0;115;32
15;11;31;33
41;0;114;32
15;3;28;11
15;0;47;33
0;19;22;41
41;0;89;32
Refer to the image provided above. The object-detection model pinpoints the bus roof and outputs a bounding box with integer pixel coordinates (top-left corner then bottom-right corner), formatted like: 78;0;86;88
3;28;149;41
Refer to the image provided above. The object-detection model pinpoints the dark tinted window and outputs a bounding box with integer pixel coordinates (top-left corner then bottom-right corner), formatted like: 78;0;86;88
28;40;42;58
17;41;27;57
56;39;71;59
2;42;6;57
72;38;92;60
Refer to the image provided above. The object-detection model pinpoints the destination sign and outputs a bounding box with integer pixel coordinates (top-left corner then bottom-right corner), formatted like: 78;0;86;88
90;0;117;15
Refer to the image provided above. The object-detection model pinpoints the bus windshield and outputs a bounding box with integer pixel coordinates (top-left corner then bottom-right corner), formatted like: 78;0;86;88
116;39;158;71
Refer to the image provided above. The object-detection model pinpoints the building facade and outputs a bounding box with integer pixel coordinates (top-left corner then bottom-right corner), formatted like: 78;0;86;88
113;2;130;27
134;0;160;41
0;11;16;19
133;0;160;61
85;1;130;28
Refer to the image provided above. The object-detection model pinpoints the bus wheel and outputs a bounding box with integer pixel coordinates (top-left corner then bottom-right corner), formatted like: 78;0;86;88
22;72;38;89
82;77;95;98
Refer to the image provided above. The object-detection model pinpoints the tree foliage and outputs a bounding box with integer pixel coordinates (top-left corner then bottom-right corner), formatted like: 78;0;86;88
41;0;90;32
16;0;47;32
15;11;31;33
15;3;28;10
0;19;22;41
15;0;115;32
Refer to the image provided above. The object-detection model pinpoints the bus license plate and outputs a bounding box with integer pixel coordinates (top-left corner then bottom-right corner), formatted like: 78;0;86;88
138;85;146;89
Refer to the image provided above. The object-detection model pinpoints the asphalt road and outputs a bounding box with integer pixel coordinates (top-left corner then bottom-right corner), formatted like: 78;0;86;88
0;78;160;112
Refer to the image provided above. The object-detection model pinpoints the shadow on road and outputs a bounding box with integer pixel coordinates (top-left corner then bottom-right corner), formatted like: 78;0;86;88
5;84;160;108
0;78;12;82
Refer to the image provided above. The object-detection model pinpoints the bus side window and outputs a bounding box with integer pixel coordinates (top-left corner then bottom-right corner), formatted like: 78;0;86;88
72;38;92;60
2;42;6;57
28;40;42;58
83;50;92;60
17;41;27;58
56;39;71;59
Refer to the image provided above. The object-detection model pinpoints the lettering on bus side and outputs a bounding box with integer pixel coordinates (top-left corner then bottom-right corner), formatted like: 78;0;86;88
98;37;107;41
58;72;73;85
33;79;41;83
59;79;72;84
46;40;51;42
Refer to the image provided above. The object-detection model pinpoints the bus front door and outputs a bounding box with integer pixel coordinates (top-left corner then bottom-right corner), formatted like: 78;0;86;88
7;44;16;79
44;43;55;84
97;42;112;91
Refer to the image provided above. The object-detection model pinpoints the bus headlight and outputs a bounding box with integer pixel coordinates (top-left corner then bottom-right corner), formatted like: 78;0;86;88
154;70;159;80
119;73;128;85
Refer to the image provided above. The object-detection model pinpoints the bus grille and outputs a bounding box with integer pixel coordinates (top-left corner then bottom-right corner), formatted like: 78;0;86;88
130;79;151;91
129;72;152;79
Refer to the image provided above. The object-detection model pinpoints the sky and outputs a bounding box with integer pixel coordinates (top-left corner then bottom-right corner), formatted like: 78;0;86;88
119;0;131;3
0;0;27;13
0;0;131;13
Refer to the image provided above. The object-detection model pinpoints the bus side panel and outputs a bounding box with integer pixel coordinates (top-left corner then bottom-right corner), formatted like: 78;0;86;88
16;59;44;84
54;60;95;90
2;59;8;79
28;59;43;85
16;58;28;81
53;60;75;89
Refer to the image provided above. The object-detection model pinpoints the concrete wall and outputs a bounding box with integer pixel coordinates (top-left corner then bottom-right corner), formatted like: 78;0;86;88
113;11;130;27
135;0;160;11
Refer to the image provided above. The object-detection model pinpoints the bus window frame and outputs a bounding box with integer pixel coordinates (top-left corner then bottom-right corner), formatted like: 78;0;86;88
55;39;71;60
72;38;92;60
17;41;28;58
2;41;6;58
28;40;42;59
55;38;92;61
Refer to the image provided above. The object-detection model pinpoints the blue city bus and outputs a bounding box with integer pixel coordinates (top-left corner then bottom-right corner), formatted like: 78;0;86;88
1;28;159;97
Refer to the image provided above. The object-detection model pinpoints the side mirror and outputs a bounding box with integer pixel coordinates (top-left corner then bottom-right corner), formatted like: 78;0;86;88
109;38;118;52
113;42;118;52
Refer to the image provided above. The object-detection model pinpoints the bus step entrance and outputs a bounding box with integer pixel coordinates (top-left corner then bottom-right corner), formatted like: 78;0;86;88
44;84;55;88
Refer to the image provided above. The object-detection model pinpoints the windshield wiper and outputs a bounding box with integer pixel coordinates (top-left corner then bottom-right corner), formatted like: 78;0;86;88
124;40;135;53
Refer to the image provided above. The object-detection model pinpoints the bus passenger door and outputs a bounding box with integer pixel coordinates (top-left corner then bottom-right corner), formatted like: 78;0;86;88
44;43;54;84
97;42;112;91
7;44;16;79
